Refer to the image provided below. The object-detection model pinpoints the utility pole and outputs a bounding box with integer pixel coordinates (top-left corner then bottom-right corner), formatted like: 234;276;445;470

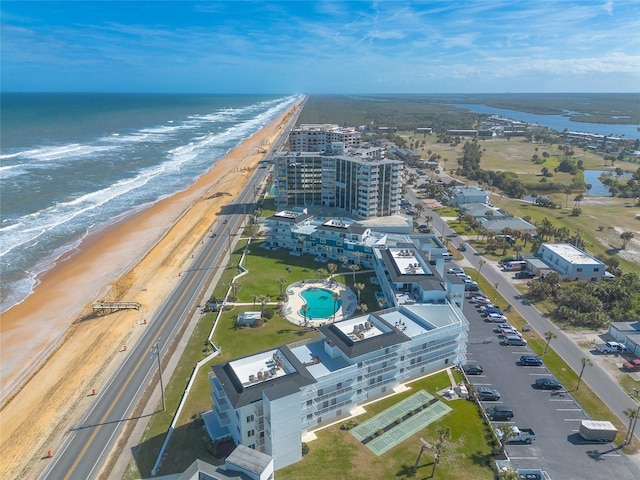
150;341;165;411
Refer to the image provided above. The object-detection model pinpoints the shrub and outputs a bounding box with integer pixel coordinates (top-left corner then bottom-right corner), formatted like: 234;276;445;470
301;442;309;456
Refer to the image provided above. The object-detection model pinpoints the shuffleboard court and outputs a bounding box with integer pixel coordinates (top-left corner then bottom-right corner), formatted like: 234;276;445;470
351;390;452;455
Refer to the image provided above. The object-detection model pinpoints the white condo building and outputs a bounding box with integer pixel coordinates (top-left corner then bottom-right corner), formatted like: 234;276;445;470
273;144;403;219
205;213;470;469
289;124;362;152
207;304;468;469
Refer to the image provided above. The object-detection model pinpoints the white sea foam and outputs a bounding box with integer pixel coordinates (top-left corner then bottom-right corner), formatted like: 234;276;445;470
10;144;117;162
1;94;300;313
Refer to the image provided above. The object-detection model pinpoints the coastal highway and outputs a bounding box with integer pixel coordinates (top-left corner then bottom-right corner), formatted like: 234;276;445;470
38;104;302;480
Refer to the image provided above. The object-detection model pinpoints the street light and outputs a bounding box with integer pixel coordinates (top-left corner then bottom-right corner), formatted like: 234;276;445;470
493;282;499;302
150;341;165;411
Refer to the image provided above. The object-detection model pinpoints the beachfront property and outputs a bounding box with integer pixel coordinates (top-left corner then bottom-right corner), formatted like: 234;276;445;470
288;124;362;152
536;243;606;281
205;209;471;469
264;210;450;279
273;143;403;219
446;185;490;206
206;304;468;469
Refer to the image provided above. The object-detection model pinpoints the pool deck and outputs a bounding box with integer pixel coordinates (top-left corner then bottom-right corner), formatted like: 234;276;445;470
283;279;358;327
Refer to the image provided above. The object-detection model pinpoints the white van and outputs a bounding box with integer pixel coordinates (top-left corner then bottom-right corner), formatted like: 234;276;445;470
442;253;454;262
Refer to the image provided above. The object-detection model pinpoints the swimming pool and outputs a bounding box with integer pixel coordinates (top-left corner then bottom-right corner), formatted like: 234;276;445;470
299;287;342;319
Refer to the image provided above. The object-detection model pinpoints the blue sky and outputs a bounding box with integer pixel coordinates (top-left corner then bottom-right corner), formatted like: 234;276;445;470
1;1;639;93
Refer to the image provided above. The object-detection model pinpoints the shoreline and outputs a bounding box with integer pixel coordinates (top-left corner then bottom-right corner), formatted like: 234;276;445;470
0;102;300;479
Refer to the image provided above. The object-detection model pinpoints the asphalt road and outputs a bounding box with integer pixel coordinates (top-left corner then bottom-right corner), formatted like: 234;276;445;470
405;185;640;479
462;297;640;478
38;102;302;480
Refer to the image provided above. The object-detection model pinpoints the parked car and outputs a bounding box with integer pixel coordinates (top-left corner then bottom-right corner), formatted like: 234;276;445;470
623;359;640;372
458;244;467;251
504;334;527;346
515;271;535;279
520;355;543;366
465;283;480;291
499;327;519;337
534;377;563;390
476;386;500;401
487;313;508;322
486;405;514;421
462;363;484;375
448;267;464;274
595;341;626;354
496;425;536;444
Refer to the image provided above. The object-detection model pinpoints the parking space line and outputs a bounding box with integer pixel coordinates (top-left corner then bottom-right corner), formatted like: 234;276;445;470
508;456;538;460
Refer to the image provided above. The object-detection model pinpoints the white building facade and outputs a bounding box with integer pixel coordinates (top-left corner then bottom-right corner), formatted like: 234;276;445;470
289;124;362;152
537;243;605;281
273;147;403;219
207;305;468;470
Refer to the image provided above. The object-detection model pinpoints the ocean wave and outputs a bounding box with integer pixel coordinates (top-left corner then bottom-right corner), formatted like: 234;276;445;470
5;144;117;163
0;94;300;312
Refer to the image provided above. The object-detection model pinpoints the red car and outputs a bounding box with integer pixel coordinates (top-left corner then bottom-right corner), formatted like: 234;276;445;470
623;359;640;372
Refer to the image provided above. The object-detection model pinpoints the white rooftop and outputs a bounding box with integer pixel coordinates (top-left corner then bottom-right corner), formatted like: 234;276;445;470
334;315;390;342
229;349;296;387
390;248;425;275
544;243;601;265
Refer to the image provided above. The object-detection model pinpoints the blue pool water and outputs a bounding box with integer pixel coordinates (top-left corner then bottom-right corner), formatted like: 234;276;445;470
299;287;342;319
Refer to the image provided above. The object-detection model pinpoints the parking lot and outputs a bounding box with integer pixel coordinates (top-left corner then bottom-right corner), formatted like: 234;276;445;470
461;293;640;479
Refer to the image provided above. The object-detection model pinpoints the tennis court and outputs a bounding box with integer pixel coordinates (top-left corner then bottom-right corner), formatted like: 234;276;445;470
351;390;452;456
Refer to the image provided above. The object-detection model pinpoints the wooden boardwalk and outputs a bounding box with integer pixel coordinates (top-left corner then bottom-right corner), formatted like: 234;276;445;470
92;301;141;315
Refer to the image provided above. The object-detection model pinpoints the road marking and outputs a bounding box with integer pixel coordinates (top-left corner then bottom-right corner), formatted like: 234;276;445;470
549;398;574;401
528;373;549;376
556;408;582;411
564;418;584;421
508;456;537;460
60;252;204;480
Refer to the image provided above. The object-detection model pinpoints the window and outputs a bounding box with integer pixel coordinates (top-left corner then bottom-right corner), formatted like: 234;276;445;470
307;399;313;407
247;429;255;437
577;267;583;272
331;398;337;406
249;444;255;449
382;386;387;393
337;382;342;389
307;414;313;420
323;401;329;408
317;388;323;396
246;415;254;423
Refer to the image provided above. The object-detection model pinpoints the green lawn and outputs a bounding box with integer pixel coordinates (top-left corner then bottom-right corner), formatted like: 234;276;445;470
278;371;494;480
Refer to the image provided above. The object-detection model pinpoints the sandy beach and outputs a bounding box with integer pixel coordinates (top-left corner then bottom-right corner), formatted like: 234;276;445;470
0;103;299;480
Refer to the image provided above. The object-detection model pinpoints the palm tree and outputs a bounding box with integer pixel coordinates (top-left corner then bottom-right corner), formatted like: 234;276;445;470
229;281;241;301
425;215;433;228
256;295;270;317
332;291;340;323
316;267;328;280
301;303;310;327
277;278;288;298
353;283;365;304
496;424;516;455
621;231;635;249
431;426;451;477
412;438;433;475
543;331;557;355
497;468;520;480
477;259;486;281
576;357;592;390
327;263;337;284
624;407;639;445
349;264;360;282
357;303;368;315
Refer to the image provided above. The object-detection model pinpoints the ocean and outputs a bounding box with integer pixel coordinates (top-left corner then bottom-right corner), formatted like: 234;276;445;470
0;93;300;313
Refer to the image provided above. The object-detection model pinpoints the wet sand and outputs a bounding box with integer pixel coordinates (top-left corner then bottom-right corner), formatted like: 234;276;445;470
0;103;298;480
